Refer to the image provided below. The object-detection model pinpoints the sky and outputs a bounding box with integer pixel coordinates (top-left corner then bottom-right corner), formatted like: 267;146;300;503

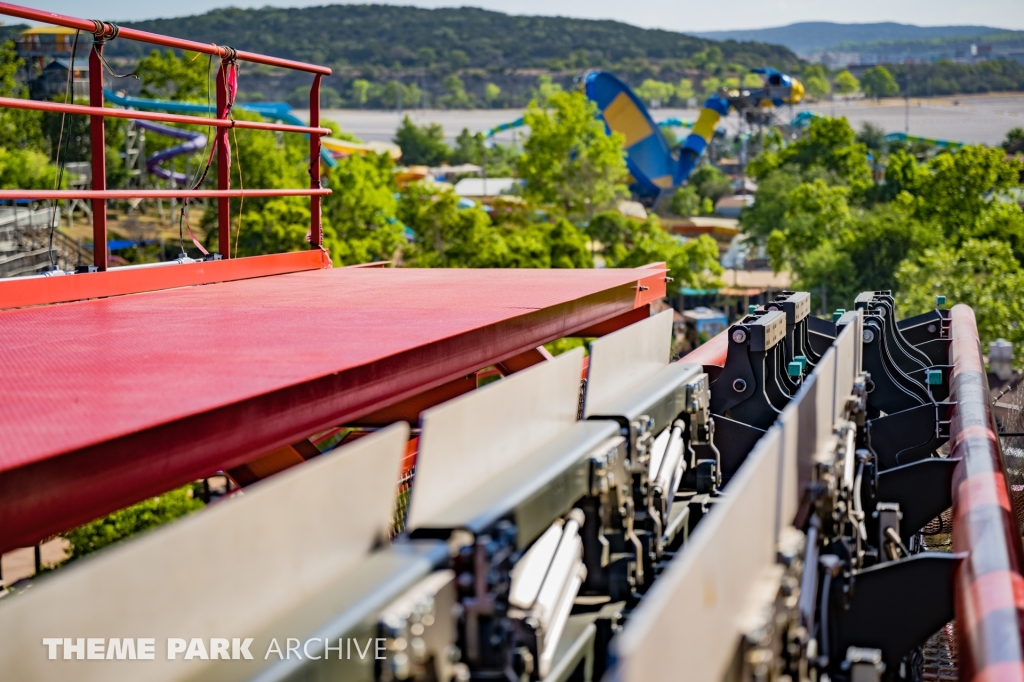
12;0;1024;32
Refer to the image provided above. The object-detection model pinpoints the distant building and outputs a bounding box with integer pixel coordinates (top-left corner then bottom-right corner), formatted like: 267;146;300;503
820;51;861;69
453;177;519;199
31;58;89;100
713;195;755;219
16;27;89;100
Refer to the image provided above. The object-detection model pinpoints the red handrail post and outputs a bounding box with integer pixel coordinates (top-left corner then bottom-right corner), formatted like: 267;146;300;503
309;74;323;251
88;42;107;270
216;62;231;258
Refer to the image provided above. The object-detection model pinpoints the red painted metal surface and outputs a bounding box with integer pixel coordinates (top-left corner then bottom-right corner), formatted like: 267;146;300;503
0;3;332;74
0;266;665;553
0;250;331;310
0;189;331;200
0;97;331;135
949;304;1024;682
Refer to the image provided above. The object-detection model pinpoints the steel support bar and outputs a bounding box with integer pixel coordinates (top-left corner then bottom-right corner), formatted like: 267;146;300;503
0;2;332;75
0;97;331;135
949;304;1024;682
0;189;331;200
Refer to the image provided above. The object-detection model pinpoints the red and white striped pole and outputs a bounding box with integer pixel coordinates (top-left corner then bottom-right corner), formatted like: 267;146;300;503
950;304;1024;681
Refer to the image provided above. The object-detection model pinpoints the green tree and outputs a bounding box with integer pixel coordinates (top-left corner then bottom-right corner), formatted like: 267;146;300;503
901;145;1023;238
634;79;676;107
484;83;502;106
587;212;722;289
675;78;695;105
670;185;701;216
205;110;312;255
136;49;209;101
855;122;886;153
700;77;722;98
742;73;764;88
450;128;485;165
517;91;629;222
750;116;872;197
548;218;593;268
897;239;1024;356
0;41;45;154
861;66;899;99
689;164;734;204
532;75;563;107
835;70;860;96
0;42;56;189
350;79;370;108
323;152;405;265
393;115;450;166
1004;127;1024;153
63;485;205;562
804;76;831;100
381;80;422;109
400;182;506;267
440;74;472;109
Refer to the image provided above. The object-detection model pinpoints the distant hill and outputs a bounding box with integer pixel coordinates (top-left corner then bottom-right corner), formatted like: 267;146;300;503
93;5;800;107
692;22;1019;56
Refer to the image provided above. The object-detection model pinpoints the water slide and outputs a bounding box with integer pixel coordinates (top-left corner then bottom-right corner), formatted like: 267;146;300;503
584;69;804;197
104;91;402;175
485;70;803;198
132;120;207;185
884;132;964;149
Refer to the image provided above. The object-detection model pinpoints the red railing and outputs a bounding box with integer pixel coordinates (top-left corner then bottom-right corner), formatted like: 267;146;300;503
948;304;1024;681
0;2;332;270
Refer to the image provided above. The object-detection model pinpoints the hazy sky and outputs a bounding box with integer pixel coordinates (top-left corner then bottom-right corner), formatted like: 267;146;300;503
12;0;1024;31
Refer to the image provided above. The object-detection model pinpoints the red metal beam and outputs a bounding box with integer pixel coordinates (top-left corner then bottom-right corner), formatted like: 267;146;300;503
0;189;331;200
0;250;331;309
0;267;665;553
681;329;729;367
948;304;1024;682
0;3;333;75
0;97;332;135
573;305;650;337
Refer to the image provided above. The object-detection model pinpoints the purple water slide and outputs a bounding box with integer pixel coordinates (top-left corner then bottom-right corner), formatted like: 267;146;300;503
134;120;208;186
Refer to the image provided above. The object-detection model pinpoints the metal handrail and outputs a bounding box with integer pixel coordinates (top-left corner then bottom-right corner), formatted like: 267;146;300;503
0;1;331;269
0;96;332;135
948;303;1024;681
0;2;332;74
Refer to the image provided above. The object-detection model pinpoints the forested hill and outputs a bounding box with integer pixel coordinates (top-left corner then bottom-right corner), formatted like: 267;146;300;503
108;5;799;72
95;4;801;106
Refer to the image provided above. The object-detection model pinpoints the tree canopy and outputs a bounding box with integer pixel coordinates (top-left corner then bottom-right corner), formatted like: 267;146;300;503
516;90;629;222
860;66;900;99
740;112;1024;358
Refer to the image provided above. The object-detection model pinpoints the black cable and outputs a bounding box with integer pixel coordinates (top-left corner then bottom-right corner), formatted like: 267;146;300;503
180;54;215;255
48;29;81;267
